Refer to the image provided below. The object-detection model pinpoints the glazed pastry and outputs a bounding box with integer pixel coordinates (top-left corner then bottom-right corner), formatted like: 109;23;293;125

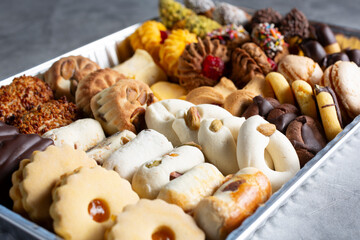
150;81;187;100
132;145;205;199
1;122;53;208
266;103;300;133
86;130;136;165
90;78;156;135
184;0;215;18
208;24;250;52
286;115;327;167
277;55;323;87
280;8;310;41
313;23;341;54
178;37;228;91
50;166;139;240
112;49;167;86
314;85;343;141
10;145;96;225
159;29;198;79
145;99;194;146
158;163;224;212
129;20;167;62
103;129;173;181
236;116;300;191
251;8;282;28
321;61;360;121
291;80;318;119
172;104;232;144
44;55;100;101
42;118;105;151
212;2;250;26
251;23;287;61
13;98;78;135
265;72;295;104
223;90;256;116
194;167;271;240
105;199;205;240
0;76;53;124
75;68;127;116
242;95;280;119
198;116;245;175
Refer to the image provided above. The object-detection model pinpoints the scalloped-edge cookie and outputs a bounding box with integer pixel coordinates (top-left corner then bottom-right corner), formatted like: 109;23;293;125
105;199;204;240
50;166;139;240
16;145;97;224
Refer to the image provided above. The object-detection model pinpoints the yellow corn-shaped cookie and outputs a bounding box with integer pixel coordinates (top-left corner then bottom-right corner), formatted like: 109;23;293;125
265;72;295;104
314;85;342;141
291;80;317;119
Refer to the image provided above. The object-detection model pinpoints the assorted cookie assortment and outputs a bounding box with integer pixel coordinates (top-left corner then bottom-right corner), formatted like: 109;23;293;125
1;1;360;239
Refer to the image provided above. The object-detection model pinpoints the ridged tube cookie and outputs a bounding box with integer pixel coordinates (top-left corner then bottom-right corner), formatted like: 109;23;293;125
50;166;139;240
105;199;205;240
90;78;156;135
132;145;205;199
15;145;97;225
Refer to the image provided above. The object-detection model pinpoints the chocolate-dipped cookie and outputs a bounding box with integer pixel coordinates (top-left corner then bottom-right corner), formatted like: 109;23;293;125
286;115;327;167
241;95;280;119
266;103;300;133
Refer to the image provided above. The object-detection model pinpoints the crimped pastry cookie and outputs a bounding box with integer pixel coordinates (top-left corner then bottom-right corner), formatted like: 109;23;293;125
50;166;139;240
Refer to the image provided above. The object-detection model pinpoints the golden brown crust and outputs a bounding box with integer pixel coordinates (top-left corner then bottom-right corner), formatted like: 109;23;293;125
44;56;100;101
0;76;53;124
75;68;127;116
186;86;224;106
224;90;256;116
13;98;78;135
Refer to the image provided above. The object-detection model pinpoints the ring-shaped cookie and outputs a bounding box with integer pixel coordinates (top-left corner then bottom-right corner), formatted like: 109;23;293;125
105;199;205;240
50;166;139;240
236;115;300;192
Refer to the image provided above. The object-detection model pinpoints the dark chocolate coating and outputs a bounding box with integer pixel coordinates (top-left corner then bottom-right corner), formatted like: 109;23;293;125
321;52;349;69
286;115;327;167
345;49;360;66
267;103;299;133
242;95;280;119
301;40;327;63
314;23;337;46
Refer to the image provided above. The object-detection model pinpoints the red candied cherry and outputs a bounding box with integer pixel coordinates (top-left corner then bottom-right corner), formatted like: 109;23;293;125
201;55;225;81
160;30;170;44
267;57;278;71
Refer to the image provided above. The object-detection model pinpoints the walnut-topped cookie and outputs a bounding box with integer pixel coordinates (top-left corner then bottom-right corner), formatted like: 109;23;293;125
90;78;156;135
75;68;127;116
44;56;100;102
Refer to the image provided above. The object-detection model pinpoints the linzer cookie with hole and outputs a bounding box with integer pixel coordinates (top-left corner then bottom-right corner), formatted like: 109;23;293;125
90;78;156;135
0;75;53;125
9;145;96;226
105;199;204;240
44;56;100;102
50;166;139;240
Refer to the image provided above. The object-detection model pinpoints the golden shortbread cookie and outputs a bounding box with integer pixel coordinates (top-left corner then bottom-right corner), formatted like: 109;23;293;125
224;90;256;116
50;166;139;240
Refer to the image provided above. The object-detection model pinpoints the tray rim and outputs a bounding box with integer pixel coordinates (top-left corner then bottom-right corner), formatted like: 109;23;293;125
1;17;360;240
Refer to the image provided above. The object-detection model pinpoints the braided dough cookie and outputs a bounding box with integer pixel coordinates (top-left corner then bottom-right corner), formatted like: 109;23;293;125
236;115;300;192
132;145;205;199
10;145;96;224
194;167;271;240
103;129;173;181
50;166;139;240
158;163;224;213
42;118;105;151
105;199;205;240
90;78;156;135
75;68;126;116
44;55;100;101
145;99;194;146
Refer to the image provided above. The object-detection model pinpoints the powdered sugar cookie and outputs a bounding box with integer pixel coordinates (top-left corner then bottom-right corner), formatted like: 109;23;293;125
50;166;139;240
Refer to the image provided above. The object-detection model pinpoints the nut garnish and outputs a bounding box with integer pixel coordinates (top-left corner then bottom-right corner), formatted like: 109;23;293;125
257;123;276;136
121;137;130;144
185;107;201;130
146;160;162;168
210;119;223;132
130;107;146;132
